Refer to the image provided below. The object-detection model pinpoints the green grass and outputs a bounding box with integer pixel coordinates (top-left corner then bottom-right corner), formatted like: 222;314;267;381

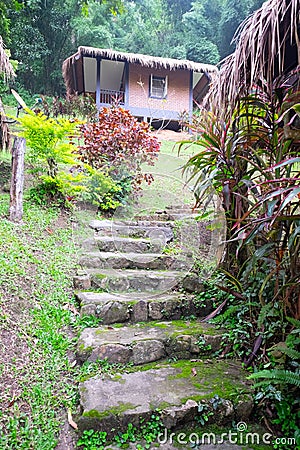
0;193;95;449
0;135;215;448
138;139;199;212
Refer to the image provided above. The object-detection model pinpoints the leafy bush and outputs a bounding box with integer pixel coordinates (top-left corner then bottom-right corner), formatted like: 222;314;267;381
80;166;122;213
28;171;85;208
186;86;300;443
15;109;86;207
75;105;160;195
0;82;33;108
16;110;79;177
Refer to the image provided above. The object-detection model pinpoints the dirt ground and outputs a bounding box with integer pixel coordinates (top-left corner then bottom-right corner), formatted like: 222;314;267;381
153;129;191;142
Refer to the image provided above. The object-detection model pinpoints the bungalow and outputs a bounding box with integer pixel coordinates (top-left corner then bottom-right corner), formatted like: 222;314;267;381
62;47;217;126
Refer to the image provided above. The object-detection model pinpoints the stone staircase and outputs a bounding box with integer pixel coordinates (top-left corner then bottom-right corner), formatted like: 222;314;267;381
73;206;253;447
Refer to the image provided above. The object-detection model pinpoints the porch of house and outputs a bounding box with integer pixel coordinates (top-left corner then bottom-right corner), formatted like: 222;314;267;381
63;48;217;127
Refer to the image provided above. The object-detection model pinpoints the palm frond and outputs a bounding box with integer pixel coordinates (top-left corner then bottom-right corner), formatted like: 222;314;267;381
249;369;300;387
208;0;300;112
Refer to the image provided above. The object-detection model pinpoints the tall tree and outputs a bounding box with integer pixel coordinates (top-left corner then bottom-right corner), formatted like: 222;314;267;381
218;0;265;59
8;0;81;94
72;1;114;48
182;0;221;63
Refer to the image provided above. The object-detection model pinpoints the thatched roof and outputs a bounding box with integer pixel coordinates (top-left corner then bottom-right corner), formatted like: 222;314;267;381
62;47;217;94
0;36;15;80
65;46;217;72
211;0;300;109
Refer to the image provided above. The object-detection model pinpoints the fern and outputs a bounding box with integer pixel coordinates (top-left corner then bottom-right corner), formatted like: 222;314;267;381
211;305;240;324
249;369;300;388
287;317;300;329
274;346;300;361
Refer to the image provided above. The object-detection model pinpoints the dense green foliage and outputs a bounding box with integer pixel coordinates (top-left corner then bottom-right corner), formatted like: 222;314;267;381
183;85;300;447
1;0;264;96
15;107;132;212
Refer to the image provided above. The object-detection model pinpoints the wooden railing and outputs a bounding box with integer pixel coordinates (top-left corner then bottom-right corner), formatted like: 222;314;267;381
100;89;125;105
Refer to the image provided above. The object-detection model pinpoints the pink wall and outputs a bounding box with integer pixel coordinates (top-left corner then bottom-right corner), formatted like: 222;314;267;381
128;64;190;113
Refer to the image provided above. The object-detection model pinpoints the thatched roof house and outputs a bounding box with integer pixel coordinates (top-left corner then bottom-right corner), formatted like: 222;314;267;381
212;0;299;109
62;47;217;125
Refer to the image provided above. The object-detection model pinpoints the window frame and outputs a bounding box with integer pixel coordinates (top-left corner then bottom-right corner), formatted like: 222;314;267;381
149;74;168;99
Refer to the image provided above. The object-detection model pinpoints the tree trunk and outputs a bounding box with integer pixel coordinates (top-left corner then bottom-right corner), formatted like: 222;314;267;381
9;137;25;222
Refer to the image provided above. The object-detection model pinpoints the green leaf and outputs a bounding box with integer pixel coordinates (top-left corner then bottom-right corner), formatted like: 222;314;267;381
279;187;300;212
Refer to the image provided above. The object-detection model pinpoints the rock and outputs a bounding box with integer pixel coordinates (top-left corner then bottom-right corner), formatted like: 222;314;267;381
190;337;201;354
88;344;132;364
181;273;204;293
132;340;166;365
100;301;129;324
167;335;192;359
78;360;252;438
161;399;198;428
163;298;181;319
204;335;223;353
80;304;97;317
78;364;210;436
235;395;254;421
132;300;148;322
148;301;164;320
203;398;235;425
73;274;91;290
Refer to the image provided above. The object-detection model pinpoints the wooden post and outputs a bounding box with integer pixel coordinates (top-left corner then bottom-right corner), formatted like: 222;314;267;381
9;137;25;222
0;98;11;151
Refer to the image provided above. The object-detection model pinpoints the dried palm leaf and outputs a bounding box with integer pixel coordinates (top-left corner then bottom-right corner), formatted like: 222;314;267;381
0;35;15;80
208;0;300;113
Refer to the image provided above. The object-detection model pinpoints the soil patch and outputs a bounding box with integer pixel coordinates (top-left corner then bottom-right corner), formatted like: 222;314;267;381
153;129;191;142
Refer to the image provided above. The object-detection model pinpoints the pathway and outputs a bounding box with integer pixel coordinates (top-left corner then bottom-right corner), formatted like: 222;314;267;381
73;203;255;448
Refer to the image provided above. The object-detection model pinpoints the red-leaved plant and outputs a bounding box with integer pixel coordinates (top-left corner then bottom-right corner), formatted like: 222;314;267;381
75;106;160;193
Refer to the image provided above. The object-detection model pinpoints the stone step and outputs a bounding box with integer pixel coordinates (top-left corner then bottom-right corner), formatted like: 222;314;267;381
82;236;164;253
76;291;213;324
77;320;222;364
79;251;192;271
77;268;200;293
73;269;204;294
133;211;202;222
90;219;174;241
78;359;253;437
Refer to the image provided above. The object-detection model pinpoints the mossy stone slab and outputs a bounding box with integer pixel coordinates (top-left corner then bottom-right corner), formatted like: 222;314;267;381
78;359;252;436
77;320;222;363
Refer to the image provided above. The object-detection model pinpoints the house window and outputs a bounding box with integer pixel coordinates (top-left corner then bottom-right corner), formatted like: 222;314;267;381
149;75;167;99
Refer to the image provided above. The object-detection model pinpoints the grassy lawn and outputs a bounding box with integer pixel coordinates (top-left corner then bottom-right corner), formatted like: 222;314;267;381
138;138;200;212
0;167;98;448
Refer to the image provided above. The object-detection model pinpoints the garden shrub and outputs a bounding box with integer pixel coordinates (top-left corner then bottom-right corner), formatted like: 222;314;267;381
80;166;122;213
15;110;86;207
75;105;160;197
28;171;86;208
16;110;79;178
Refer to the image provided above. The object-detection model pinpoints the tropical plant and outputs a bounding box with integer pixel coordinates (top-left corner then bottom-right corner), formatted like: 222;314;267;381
16;110;79;177
186;0;300;443
76;105;160;195
80;165;122;213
